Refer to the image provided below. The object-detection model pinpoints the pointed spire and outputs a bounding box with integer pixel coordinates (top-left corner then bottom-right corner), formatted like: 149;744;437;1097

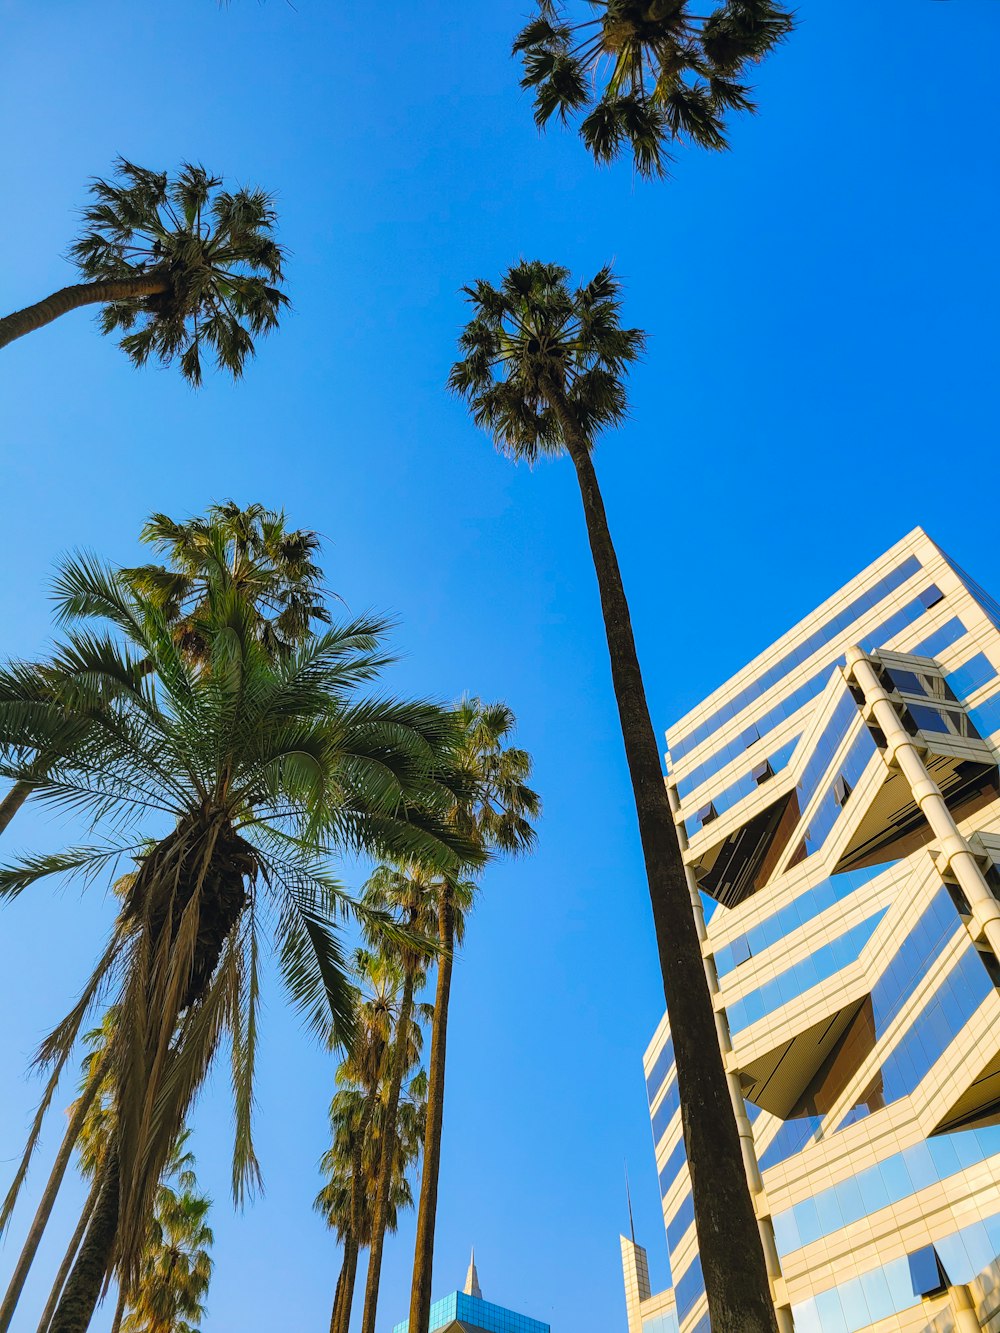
464;1247;482;1300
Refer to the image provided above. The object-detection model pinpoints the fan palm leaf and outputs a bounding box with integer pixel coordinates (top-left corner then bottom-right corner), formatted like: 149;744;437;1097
0;159;288;382
514;0;794;176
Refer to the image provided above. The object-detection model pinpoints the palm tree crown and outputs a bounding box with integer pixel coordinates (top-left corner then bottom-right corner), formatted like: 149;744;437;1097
448;260;644;461
70;158;288;384
122;502;331;662
514;0;793;177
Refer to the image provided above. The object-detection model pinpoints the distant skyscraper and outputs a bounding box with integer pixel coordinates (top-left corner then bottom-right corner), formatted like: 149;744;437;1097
393;1256;550;1333
622;528;1000;1333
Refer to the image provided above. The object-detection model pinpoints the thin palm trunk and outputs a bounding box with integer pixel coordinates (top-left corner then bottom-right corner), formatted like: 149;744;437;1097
554;401;778;1333
48;1152;120;1333
0;780;32;837
329;1260;348;1333
0;277;168;351
359;967;416;1333
334;1234;360;1333
335;1086;377;1333
36;1176;101;1333
0;1075;104;1333
407;891;453;1333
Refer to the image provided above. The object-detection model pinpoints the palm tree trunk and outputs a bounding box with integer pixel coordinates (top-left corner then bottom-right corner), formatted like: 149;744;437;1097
360;967;416;1333
335;1084;376;1333
36;1176;101;1333
554;404;778;1333
334;1235;361;1333
0;780;33;837
329;1259;348;1333
407;890;453;1333
48;1153;119;1333
0;276;169;350
0;1076;103;1333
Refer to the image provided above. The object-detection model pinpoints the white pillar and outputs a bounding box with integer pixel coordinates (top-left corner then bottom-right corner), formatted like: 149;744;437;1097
950;1281;983;1332
668;784;795;1333
845;648;1000;961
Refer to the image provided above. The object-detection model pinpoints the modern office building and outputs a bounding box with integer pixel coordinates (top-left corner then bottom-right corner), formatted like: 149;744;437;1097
393;1253;550;1333
621;528;1000;1333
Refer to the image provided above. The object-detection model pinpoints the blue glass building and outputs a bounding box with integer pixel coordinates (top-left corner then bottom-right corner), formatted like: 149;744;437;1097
393;1256;550;1333
622;529;1000;1333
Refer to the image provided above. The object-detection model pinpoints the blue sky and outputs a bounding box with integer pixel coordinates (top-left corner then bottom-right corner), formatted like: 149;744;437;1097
1;1;999;1330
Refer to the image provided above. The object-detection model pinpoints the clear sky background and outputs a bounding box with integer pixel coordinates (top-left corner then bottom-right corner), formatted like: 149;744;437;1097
1;2;998;1331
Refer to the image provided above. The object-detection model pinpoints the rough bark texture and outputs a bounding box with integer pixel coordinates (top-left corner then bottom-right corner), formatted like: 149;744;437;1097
0;780;32;838
36;1177;100;1333
360;967;416;1333
557;411;778;1333
0;276;168;350
0;1074;104;1333
48;1154;120;1333
407;890;453;1333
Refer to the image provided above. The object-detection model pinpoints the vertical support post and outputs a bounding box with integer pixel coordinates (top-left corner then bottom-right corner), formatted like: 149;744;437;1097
845;647;1000;961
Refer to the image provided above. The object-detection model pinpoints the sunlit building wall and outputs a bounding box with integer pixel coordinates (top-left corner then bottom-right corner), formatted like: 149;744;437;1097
622;528;1000;1333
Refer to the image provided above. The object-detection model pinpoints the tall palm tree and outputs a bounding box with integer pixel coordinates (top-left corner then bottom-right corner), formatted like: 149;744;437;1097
119;1135;213;1333
317;1072;426;1333
408;699;539;1333
513;0;793;177
448;262;778;1333
358;865;436;1333
0;501;330;844
0;158;287;382
331;949;429;1333
0;558;476;1333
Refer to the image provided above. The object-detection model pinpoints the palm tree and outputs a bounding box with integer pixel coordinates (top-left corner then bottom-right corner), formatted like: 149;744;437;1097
0;158;287;382
317;1071;427;1333
448;262;778;1333
122;502;331;662
513;0;793;177
0;500;330;844
0;557;476;1333
357;865;437;1333
118;1135;213;1333
408;699;539;1333
330;949;429;1333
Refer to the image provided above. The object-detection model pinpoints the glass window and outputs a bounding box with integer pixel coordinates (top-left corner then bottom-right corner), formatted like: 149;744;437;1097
659;1137;687;1198
838;1278;872;1332
645;1036;675;1104
651;1077;680;1146
666;1191;695;1252
907;1245;946;1297
859;1263;897;1324
945;652;998;700
813;1288;848;1333
912;617;966;657
727;908;887;1034
885;667;927;696
970;690;1000;737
